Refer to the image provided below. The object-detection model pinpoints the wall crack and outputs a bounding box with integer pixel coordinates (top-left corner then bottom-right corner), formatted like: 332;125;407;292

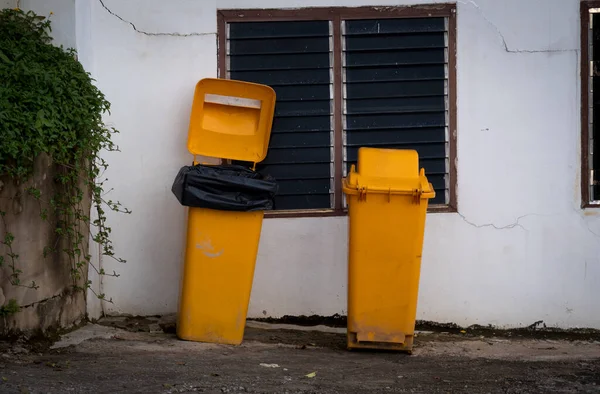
458;0;578;54
457;212;528;231
458;212;569;232
19;292;65;310
583;218;600;239
98;0;214;37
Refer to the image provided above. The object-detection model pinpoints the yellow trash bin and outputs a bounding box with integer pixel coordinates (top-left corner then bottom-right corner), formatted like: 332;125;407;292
176;78;276;345
342;147;435;353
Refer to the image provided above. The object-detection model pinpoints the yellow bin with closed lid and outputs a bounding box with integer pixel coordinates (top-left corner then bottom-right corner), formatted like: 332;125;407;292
342;147;435;353
177;78;276;345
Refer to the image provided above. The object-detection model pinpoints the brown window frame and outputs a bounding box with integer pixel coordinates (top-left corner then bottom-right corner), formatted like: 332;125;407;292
582;1;600;208
217;4;458;218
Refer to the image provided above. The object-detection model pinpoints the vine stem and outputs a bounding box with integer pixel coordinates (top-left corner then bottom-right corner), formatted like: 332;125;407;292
0;212;38;289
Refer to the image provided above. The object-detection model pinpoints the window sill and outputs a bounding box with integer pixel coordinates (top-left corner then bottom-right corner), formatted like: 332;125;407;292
582;202;600;209
428;204;458;213
265;209;346;219
264;204;456;218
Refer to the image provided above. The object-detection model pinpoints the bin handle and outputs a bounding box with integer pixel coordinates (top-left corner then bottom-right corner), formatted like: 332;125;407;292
343;185;434;198
413;189;421;205
192;155;212;166
358;186;367;202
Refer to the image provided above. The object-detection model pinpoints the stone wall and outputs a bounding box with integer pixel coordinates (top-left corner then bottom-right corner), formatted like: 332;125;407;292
0;155;89;336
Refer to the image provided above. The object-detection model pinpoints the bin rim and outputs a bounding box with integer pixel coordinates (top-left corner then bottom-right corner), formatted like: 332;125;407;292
342;166;436;199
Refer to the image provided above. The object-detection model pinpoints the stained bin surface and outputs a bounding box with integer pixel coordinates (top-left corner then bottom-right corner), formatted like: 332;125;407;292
175;78;276;345
177;209;264;344
342;147;435;353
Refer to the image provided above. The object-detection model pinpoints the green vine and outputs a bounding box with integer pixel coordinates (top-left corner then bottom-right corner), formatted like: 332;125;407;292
0;9;129;312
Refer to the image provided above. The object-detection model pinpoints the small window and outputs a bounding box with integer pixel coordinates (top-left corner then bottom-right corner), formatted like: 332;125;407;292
218;5;457;215
583;2;600;207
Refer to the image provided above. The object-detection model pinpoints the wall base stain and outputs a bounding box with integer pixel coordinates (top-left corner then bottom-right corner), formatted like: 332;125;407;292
249;315;600;341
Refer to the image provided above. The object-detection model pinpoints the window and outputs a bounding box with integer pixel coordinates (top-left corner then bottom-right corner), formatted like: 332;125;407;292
582;2;600;207
218;5;457;215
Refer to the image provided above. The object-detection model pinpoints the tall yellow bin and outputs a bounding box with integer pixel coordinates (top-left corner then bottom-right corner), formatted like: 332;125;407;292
342;147;435;353
176;78;276;345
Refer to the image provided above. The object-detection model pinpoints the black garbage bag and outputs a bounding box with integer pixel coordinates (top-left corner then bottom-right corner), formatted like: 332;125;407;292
171;164;277;211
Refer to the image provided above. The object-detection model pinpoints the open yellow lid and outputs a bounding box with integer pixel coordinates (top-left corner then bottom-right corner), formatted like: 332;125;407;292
187;78;276;163
343;147;435;199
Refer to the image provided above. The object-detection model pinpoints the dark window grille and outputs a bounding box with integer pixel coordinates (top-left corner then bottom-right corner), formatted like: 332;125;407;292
221;6;456;213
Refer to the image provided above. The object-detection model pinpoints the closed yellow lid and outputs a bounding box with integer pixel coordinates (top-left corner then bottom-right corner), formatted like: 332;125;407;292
343;147;435;198
187;78;276;163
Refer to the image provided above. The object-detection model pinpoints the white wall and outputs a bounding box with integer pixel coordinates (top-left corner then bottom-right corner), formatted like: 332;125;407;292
80;0;218;319
80;0;600;329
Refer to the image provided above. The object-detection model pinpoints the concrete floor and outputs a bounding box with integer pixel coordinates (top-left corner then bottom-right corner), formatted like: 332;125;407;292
1;319;599;393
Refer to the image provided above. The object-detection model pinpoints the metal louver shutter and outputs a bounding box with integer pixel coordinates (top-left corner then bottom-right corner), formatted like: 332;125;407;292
227;21;334;210
342;18;449;205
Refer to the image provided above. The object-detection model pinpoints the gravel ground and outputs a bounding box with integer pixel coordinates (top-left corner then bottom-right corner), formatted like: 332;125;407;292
0;318;599;394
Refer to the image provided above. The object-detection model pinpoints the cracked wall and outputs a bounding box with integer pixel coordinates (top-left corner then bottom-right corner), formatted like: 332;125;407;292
70;0;600;328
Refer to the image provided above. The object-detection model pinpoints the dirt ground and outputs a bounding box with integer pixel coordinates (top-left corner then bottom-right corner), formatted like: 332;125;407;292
1;317;600;394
